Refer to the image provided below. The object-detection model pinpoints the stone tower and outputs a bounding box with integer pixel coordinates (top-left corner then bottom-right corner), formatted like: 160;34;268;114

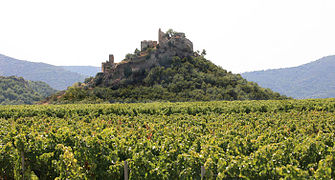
109;54;114;63
158;28;165;44
102;54;115;73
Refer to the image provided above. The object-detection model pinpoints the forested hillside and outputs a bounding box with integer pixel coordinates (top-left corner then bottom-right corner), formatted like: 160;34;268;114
49;29;287;103
65;56;285;103
242;55;335;99
0;76;57;105
0;54;87;90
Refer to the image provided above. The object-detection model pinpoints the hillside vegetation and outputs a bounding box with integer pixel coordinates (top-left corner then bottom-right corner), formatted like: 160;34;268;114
0;76;57;105
1;99;335;179
49;29;287;103
0;54;87;90
49;55;287;103
242;55;335;99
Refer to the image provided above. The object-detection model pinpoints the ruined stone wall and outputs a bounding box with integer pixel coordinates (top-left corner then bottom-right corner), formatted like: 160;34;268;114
101;54;115;73
101;63;106;73
109;54;114;63
158;28;168;44
141;40;157;51
99;28;194;86
102;53;158;85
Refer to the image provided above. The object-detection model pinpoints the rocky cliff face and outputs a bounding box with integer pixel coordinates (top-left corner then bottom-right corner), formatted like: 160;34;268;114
91;30;194;88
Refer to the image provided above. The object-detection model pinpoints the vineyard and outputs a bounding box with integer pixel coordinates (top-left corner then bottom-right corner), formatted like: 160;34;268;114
1;99;335;179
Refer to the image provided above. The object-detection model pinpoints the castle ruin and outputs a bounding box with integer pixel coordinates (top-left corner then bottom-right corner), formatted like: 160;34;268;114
101;54;115;73
141;40;157;51
158;28;166;44
101;28;193;74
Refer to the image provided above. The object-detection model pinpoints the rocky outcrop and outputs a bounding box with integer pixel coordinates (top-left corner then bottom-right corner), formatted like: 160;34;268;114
92;29;194;87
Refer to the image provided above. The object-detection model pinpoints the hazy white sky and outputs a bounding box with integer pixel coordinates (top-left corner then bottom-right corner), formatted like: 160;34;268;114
1;0;335;73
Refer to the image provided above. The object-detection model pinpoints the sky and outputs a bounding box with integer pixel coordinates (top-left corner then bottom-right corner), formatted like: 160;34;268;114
0;0;335;73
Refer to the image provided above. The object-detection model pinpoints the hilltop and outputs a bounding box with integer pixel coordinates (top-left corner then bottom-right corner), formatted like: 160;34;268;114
48;29;287;103
0;54;87;90
242;55;335;99
0;76;57;105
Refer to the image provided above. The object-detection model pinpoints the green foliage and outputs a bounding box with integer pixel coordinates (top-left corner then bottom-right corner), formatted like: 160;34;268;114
134;48;140;56
166;29;177;38
125;53;135;60
124;66;133;78
55;144;84;179
0;76;57;105
52;55;286;104
201;49;206;56
1;99;335;179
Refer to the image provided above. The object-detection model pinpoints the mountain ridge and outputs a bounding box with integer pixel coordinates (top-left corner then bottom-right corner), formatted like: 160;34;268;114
0;54;88;90
242;55;335;99
60;66;100;77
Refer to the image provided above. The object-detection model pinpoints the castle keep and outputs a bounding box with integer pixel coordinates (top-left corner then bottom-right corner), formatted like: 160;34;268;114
101;28;193;75
101;54;115;73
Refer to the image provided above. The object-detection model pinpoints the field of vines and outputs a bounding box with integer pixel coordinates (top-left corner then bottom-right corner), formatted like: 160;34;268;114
1;99;335;179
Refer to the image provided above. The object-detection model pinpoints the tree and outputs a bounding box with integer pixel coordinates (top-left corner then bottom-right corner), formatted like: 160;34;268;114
134;48;140;55
201;49;207;56
125;53;134;60
124;66;133;78
166;29;176;38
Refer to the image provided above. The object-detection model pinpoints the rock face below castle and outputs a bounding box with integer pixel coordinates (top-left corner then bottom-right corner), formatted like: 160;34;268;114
94;29;194;87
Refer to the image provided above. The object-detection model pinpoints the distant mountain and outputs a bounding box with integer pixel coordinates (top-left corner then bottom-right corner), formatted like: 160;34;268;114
60;66;100;77
0;54;87;90
242;55;335;99
0;76;57;105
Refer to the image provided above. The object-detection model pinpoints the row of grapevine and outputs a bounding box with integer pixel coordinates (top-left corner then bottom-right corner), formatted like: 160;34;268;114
1;99;335;179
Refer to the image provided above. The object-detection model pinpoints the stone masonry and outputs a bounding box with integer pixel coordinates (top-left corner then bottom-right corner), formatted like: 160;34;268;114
141;40;157;51
101;54;115;73
100;29;193;82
